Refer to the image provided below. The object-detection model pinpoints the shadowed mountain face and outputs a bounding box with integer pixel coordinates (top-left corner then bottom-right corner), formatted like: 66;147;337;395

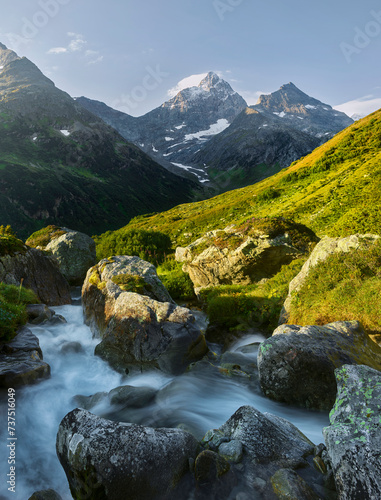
78;77;353;193
0;44;198;239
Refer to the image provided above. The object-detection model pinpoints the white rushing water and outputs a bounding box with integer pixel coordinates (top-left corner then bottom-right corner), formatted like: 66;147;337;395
0;303;329;499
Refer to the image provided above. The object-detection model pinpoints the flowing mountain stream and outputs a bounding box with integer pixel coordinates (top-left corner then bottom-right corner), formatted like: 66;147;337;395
0;298;329;499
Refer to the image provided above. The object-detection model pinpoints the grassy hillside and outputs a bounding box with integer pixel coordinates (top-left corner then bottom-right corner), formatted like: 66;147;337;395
101;109;381;247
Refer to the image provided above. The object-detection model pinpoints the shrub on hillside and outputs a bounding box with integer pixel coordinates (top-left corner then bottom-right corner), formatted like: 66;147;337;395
157;259;195;301
94;229;172;266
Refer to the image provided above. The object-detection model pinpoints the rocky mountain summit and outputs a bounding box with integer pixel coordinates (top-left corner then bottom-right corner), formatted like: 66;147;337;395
0;43;198;239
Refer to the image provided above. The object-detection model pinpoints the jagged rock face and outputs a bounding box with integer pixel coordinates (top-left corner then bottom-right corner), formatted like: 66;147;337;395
56;408;199;500
176;219;317;293
82;256;207;374
257;321;381;410
0;43;197;239
280;234;380;323
254;82;353;138
0;327;50;387
0;43;19;68
323;365;381;500
36;228;97;286
0;242;71;306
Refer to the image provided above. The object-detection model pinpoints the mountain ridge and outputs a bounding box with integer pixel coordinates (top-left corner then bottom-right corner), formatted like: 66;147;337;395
0;43;199;239
78;75;353;191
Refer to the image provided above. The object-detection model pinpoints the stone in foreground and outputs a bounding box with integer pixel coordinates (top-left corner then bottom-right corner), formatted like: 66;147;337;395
258;321;381;410
324;364;381;500
56;408;198;500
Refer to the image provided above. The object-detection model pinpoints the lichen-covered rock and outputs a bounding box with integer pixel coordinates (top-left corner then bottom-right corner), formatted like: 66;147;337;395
280;234;380;323
199;406;329;499
0;327;50;387
56;408;198;500
43;228;97;285
0;243;71;306
257;321;381;410
176;218;317;293
82;256;208;374
323;365;381;500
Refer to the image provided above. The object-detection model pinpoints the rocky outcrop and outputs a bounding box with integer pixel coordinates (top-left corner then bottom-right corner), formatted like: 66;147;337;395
0;238;71;305
0;327;50;387
56;408;198;500
197;405;334;499
280;234;380;323
82;256;207;374
323;365;381;500
257;321;381;410
31;227;97;286
176;218;318;293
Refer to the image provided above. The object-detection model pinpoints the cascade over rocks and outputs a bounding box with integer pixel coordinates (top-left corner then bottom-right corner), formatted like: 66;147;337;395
82;255;208;374
176;218;318;293
0;327;50;387
258;321;381;410
0;239;71;306
27;227;97;286
280;234;380;323
324;365;381;500
56;408;199;500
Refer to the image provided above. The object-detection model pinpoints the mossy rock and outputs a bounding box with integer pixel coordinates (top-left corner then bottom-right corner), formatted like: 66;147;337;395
111;274;153;295
26;225;67;249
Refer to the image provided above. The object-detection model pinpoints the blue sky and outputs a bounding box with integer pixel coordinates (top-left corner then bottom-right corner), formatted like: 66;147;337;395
1;0;381;117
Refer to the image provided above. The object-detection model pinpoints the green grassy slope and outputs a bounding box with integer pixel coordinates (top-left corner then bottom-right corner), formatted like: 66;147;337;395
100;109;381;246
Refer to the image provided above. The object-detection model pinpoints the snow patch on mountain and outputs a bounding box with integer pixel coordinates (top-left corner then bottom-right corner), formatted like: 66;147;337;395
184;119;229;141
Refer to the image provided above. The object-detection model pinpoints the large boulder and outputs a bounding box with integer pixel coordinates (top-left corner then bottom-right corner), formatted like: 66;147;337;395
56;408;198;500
27;226;97;286
197;406;333;499
257;321;381;410
324;365;381;500
0;327;50;386
176;217;318;293
82;256;208;374
0;235;71;305
280;234;380;323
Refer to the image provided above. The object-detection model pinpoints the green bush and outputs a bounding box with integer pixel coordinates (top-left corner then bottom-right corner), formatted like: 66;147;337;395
288;239;381;334
94;229;172;266
0;283;39;342
157;258;195;301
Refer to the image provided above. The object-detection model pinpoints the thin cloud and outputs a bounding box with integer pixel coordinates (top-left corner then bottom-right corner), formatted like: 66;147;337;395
334;95;381;118
87;55;104;65
167;73;208;97
47;47;67;54
47;33;87;55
